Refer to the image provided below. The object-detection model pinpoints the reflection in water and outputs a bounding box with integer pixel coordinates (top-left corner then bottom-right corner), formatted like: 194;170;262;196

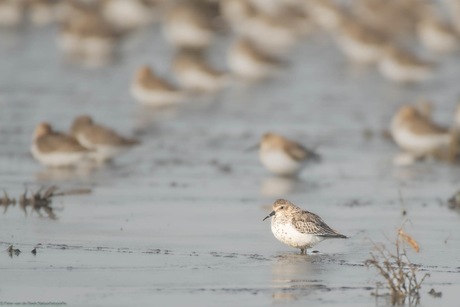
1;186;91;220
1;186;58;219
391;162;438;182
260;177;321;197
271;253;326;302
35;162;102;181
260;176;297;197
133;105;179;137
62;53;116;68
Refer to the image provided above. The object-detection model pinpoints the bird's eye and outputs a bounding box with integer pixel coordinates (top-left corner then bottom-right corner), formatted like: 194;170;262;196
280;206;284;209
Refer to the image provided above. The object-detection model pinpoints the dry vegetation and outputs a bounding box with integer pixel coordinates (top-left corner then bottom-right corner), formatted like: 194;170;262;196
365;229;429;305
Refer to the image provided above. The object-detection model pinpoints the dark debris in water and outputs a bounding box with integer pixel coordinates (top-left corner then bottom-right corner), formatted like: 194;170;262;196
342;199;372;208
428;288;442;298
0;186;91;219
447;190;460;210
7;245;21;258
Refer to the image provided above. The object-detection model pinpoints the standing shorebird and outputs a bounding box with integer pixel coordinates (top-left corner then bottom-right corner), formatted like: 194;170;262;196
390;105;452;156
335;18;388;64
162;1;215;50
263;199;347;254
70;115;139;162
31;122;91;168
417;16;459;54
172;49;230;93
378;46;434;84
258;132;320;177
227;38;284;81
131;65;185;107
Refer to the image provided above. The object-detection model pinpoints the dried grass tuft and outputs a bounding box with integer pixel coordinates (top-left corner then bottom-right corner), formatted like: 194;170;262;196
365;229;429;305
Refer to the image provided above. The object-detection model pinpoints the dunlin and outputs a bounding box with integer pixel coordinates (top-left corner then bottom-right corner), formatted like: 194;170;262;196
351;0;420;38
31;122;91;168
57;12;118;59
0;0;24;27
228;38;284;81
378;46;434;83
70;115;139;162
172;49;229;93
221;0;255;33
307;0;344;30
390;105;452;157
163;1;215;49
336;18;388;64
26;0;60;26
101;0;158;32
263;199;347;254
131;65;185;107
417;16;459;54
241;12;299;56
259;132;320;177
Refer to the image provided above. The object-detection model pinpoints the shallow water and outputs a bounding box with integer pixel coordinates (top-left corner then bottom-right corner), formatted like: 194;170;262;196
1;23;460;306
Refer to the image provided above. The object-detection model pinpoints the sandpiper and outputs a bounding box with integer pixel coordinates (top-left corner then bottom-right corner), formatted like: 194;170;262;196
162;1;215;49
335;18;388;64
0;0;24;27
227;38;284;81
70;115;139;162
241;12;299;56
31;122;91;168
131;65;185;107
417;16;459;54
378;46;434;83
263;199;347;254
25;0;55;25
221;0;255;33
390;105;452;159
57;11;118;59
351;0;419;38
101;0;159;32
259;132;320;177
172;49;230;93
307;0;345;30
26;0;60;26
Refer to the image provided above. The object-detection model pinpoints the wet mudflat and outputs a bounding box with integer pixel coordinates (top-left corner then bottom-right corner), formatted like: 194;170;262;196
1;25;460;306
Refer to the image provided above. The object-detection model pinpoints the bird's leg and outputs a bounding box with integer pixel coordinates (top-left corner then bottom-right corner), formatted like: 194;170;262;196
300;248;305;255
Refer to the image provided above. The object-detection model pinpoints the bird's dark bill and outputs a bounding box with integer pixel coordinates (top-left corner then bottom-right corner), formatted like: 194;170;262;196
263;211;275;221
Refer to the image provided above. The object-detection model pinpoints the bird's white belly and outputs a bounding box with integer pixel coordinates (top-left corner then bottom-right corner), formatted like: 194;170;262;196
271;220;323;249
103;0;152;30
378;57;431;83
391;126;451;155
260;150;303;176
245;21;296;55
311;6;341;30
131;84;183;107
337;35;383;63
30;144;86;167
176;69;224;92
76;134;124;162
164;21;212;48
228;50;274;80
418;25;458;53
